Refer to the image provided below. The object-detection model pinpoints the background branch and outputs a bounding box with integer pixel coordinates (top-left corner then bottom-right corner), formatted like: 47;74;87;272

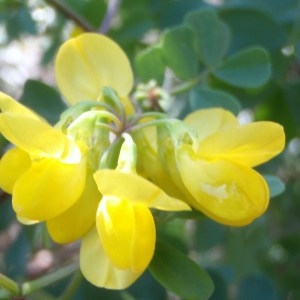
45;0;95;32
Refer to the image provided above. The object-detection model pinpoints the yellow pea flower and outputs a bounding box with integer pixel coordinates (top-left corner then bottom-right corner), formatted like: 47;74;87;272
0;33;134;240
0;92;86;222
80;135;190;289
177;108;285;226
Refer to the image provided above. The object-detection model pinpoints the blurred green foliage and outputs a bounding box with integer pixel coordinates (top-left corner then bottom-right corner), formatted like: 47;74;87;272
0;0;300;299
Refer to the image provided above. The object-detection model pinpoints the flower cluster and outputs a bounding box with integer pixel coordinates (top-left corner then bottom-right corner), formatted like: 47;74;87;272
0;33;285;289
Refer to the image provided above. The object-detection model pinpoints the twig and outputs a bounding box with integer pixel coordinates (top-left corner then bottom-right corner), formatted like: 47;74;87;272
45;0;95;32
99;0;121;34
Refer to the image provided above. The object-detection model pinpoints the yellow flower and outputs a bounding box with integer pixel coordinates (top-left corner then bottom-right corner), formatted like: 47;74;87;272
80;136;190;289
0;33;135;242
176;108;285;226
0;92;86;222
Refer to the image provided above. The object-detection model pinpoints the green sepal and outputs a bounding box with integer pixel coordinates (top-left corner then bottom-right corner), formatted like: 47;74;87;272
157;120;197;202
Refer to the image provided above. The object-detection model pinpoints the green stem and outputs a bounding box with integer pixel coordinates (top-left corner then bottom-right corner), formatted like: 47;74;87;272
58;270;83;300
45;0;95;32
102;87;127;129
21;262;79;296
169;77;202;96
129;111;167;123
129;119;172;133
95;121;119;135
0;273;20;296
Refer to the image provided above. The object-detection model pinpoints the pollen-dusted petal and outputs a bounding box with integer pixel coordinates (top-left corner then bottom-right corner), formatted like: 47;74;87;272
198;121;285;167
47;173;100;243
93;170;190;211
96;196;155;273
0;147;31;194
55;33;133;105
80;227;141;289
0;113;71;159
178;149;269;226
184;108;238;142
12;157;86;221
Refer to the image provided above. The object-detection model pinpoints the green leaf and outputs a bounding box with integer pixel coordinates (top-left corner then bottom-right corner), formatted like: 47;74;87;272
219;8;286;52
135;47;165;85
149;241;214;300
213;47;271;88
185;10;231;67
162;26;198;80
20;80;67;124
189;87;241;115
263;175;285;198
222;0;298;24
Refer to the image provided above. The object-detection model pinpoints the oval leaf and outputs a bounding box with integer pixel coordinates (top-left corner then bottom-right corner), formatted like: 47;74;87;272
185;10;231;66
20;80;67;124
263;175;285;198
149;241;214;300
162;26;198;80
189;87;241;115
213;47;271;88
135;46;165;85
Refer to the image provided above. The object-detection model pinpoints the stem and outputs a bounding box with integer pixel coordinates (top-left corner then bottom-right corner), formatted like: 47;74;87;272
102;87;127;130
129;119;172;133
0;273;20;296
45;0;95;32
99;0;122;34
95;121;119;135
169;77;202;96
129;111;167;123
58;270;83;300
21;262;79;296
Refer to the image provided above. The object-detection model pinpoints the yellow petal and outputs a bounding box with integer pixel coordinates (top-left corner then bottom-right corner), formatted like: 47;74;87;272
93;170;190;211
178;148;269;226
0;147;31;193
121;96;135;116
184;108;238;143
0;93;75;160
12;157;86;221
97;197;155;273
17;216;39;225
0;92;40;119
55;33;133;104
0;112;75;161
198;121;285;167
47;172;100;243
80;227;141;289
